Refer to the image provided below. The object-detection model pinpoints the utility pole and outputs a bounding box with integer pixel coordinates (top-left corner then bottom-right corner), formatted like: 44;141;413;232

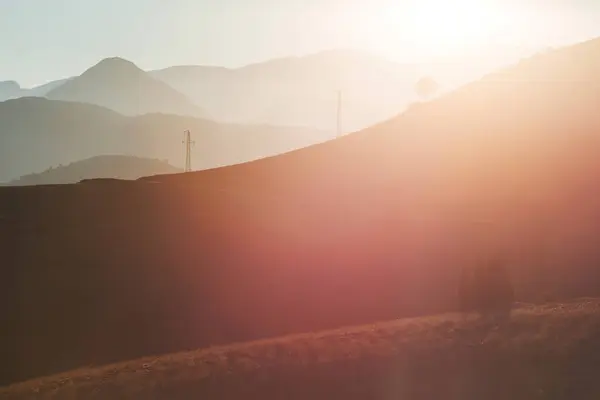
336;90;342;137
182;130;195;172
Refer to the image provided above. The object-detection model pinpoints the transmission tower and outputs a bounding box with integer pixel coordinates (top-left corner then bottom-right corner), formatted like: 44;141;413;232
182;130;195;172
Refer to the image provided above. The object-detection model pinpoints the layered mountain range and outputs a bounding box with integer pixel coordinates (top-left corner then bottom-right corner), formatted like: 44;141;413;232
2;49;526;134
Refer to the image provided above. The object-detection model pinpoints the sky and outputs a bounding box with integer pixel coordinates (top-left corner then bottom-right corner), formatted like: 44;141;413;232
1;0;600;87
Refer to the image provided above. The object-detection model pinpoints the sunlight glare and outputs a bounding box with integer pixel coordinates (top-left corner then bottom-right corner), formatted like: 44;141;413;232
378;0;508;58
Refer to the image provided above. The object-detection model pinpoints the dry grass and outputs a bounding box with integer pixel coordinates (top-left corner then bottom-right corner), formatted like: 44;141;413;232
3;299;600;400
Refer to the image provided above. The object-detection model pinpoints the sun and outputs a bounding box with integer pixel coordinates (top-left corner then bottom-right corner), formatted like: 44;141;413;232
376;0;506;58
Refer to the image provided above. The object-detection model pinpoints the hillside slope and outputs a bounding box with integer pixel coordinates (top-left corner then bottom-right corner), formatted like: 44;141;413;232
0;97;331;183
46;57;207;118
2;300;600;400
2;37;600;386
8;155;182;186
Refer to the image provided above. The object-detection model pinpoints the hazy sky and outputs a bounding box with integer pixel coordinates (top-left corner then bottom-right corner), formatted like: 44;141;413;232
1;0;599;87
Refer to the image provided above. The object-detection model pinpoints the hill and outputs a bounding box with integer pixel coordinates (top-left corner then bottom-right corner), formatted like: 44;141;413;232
0;78;72;101
46;57;208;118
2;299;600;399
0;81;21;101
8;155;183;186
0;97;331;183
151;49;432;132
2;37;600;386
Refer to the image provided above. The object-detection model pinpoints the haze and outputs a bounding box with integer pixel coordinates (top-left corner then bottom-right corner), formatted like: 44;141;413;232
5;0;600;398
2;0;600;88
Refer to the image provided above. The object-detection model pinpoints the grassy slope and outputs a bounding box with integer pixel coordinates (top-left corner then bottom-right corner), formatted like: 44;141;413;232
3;299;600;400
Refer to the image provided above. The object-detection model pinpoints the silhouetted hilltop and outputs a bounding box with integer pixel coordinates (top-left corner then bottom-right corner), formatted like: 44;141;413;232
0;97;331;183
8;155;182;186
3;37;600;386
46;57;208;118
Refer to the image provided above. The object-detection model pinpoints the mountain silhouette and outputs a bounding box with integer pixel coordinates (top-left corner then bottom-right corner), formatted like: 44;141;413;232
46;57;207;117
0;97;330;183
8;155;182;186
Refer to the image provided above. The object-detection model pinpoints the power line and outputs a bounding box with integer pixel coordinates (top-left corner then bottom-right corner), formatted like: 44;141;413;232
182;130;195;173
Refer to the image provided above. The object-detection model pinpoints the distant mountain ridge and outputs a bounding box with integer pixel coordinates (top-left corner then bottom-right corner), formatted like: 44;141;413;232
45;57;208;118
150;50;422;132
3;50;492;130
2;47;539;129
149;48;541;132
0;78;70;101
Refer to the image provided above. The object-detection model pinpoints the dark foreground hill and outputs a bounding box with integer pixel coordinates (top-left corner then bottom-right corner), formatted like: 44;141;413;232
2;37;600;386
2;299;600;400
8;155;182;186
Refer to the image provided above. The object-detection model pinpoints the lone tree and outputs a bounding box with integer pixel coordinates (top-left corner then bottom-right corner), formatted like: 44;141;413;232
414;76;440;99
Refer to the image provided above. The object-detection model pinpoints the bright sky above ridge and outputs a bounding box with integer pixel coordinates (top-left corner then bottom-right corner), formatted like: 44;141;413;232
1;0;600;87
